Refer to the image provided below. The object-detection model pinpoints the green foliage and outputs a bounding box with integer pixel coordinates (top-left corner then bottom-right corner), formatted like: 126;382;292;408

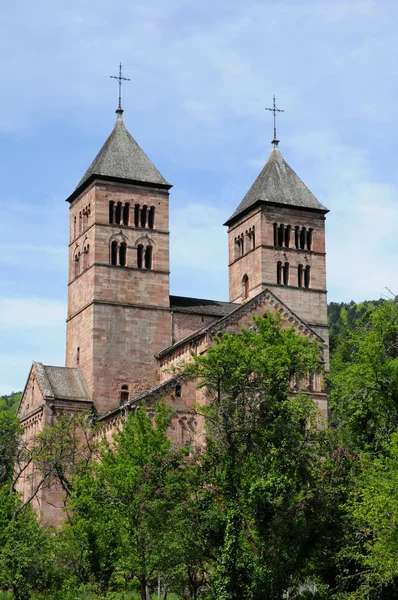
0;393;22;415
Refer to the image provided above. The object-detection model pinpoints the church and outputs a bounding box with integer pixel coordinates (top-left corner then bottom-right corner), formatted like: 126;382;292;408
17;93;329;524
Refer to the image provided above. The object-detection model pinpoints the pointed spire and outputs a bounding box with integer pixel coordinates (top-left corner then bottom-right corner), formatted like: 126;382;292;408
224;144;328;226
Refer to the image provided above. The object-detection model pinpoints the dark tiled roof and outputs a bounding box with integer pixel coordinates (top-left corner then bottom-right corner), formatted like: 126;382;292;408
170;295;238;317
225;145;328;226
67;112;171;202
35;362;91;401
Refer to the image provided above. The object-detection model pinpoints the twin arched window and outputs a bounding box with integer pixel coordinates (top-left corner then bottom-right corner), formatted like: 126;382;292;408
274;223;313;251
109;201;130;226
298;264;311;288
120;384;129;403
234;227;255;261
137;244;153;269
111;239;127;267
277;261;290;285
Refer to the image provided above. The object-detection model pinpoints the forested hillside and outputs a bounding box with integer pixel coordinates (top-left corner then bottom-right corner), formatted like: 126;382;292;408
0;392;21;414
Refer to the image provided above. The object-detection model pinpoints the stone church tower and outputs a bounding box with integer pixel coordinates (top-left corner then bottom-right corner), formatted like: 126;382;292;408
225;139;329;367
65;106;173;414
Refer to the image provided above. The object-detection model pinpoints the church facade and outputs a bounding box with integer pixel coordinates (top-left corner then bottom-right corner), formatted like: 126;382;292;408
18;104;329;525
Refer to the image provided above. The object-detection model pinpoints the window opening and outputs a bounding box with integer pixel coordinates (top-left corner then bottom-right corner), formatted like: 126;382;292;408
134;204;140;227
83;244;89;270
304;265;311;288
242;274;249;299
148;206;155;229
74;252;80;278
123;203;130;226
115;202;122;225
111;240;118;266
251;227;255;250
145;245;152;269
175;384;182;398
119;242;127;267
79;212;82;234
278;224;284;247
307;228;313;251
141;205;147;228
137;244;144;269
76;347;80;366
298;264;303;288
120;384;129;403
285;225;291;248
73;216;76;240
273;223;278;247
109;201;114;224
295;226;300;249
283;262;289;285
300;227;306;250
277;261;282;285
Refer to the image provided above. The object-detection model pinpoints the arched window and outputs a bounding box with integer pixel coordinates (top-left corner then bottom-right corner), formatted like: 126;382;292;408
148;206;155;229
74;252;80;278
278;224;284;247
111;240;118;266
123;203;130;226
119;242;127;267
234;238;240;260
145;245;152;269
283;262;289;285
141;205;147;228
295;226;300;249
242;274;249;299
285;225;291;248
109;201;114;224
251;227;255;250
73;216;76;240
83;244;89;270
76;347;80;366
273;223;278;247
307;228;313;251
83;210;88;230
134;204;140;227
120;384;129;403
175;384;182;398
304;265;311;288
277;261;282;285
300;227;306;250
298;264;303;288
115;202;122;225
79;212;82;234
240;235;244;255
137;244;144;269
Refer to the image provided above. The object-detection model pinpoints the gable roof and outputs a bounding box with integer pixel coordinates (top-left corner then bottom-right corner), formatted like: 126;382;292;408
158;287;325;360
170;295;238;317
224;144;328;226
66;111;171;203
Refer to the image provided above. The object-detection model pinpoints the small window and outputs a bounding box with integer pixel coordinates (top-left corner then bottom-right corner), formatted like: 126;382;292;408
119;242;127;267
76;347;80;366
300;227;306;250
141;205;147;228
145;245;152;269
134;204;140;228
278;224;284;247
109;201;114;224
298;264;303;288
111;240;118;266
295;226;300;249
74;252;80;278
307;228;313;251
73;216;76;240
148;206;155;229
283;262;289;285
285;225;291;248
120;384;129;403
273;223;278;247
83;244;89;270
242;274;249;299
123;203;130;226
175;384;182;398
277;261;282;285
137;244;144;269
304;265;311;288
115;202;122;225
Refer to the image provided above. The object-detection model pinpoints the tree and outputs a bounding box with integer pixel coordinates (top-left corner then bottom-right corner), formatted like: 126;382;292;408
66;402;194;600
178;313;325;600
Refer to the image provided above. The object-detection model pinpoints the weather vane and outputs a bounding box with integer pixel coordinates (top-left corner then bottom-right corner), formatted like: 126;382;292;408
265;95;284;145
110;63;130;111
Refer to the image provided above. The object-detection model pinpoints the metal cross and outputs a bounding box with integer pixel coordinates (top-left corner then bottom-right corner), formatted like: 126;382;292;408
110;63;130;110
265;95;284;143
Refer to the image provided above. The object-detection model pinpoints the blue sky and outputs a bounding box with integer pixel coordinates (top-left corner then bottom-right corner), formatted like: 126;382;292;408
1;0;398;394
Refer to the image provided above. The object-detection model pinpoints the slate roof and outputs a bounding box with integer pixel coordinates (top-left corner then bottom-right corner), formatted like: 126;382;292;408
34;362;91;401
66;110;171;203
170;295;238;317
224;144;328;226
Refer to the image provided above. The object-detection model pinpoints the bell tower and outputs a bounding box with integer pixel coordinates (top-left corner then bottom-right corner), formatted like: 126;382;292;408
225;137;330;367
65;104;172;414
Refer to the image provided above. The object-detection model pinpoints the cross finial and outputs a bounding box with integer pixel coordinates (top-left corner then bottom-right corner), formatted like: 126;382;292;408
265;95;284;147
110;63;131;114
